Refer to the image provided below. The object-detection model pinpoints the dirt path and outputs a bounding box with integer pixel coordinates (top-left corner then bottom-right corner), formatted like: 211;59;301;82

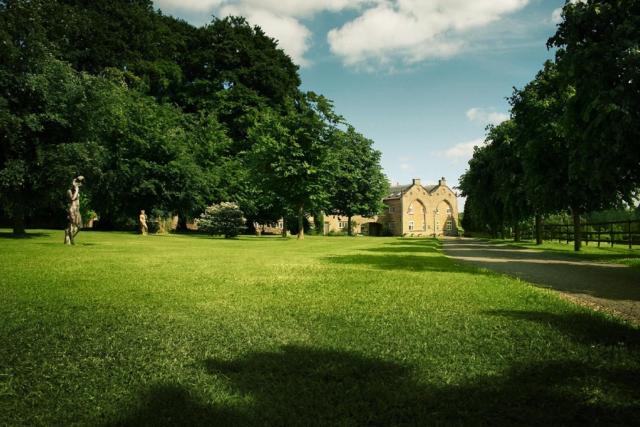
443;238;640;324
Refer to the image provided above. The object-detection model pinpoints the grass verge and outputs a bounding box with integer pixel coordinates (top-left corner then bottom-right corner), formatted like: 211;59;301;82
490;238;640;269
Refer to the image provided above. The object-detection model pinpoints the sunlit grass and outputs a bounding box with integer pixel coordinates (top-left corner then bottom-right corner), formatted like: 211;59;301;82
1;230;638;425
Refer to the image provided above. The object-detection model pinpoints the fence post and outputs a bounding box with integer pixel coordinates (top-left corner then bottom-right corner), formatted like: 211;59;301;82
597;227;601;248
566;224;570;245
611;223;614;247
629;220;632;250
585;224;589;246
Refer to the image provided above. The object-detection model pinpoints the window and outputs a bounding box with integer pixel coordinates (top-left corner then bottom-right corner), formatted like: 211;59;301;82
277;220;283;229
446;219;453;231
339;221;348;229
407;203;414;215
408;221;415;231
389;206;395;213
447;207;452;214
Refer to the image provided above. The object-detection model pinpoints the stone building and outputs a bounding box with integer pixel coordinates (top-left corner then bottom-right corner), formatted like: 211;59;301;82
324;177;459;237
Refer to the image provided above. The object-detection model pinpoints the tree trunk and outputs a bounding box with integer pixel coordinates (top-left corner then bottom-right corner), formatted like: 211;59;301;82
297;204;304;240
535;214;542;245
572;208;582;252
281;218;287;238
12;206;26;235
176;215;189;232
514;222;521;242
347;215;353;236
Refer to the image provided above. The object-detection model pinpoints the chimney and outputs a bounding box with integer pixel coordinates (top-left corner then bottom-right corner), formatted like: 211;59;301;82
438;177;446;186
412;178;421;186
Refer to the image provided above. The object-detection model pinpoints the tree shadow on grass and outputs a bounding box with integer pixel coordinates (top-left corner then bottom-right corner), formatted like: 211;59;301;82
109;345;640;426
33;241;97;247
384;238;441;247
362;245;440;254
484;310;640;348
361;238;443;254
0;231;50;239
324;252;485;275
104;384;238;427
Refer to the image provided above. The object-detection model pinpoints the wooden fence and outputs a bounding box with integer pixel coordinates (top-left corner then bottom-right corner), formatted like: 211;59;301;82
519;219;640;249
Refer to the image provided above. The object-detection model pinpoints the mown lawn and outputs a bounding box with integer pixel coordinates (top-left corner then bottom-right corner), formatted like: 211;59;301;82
1;230;639;426
492;238;640;269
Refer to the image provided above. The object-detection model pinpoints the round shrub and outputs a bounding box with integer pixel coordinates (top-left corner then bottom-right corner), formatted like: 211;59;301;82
197;202;246;238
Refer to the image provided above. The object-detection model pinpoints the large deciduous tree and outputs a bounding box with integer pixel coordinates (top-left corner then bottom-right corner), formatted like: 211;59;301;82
510;60;572;245
549;0;640;250
327;127;388;236
0;39;103;233
459;139;506;238
459;120;530;240
86;72;231;228
247;93;339;240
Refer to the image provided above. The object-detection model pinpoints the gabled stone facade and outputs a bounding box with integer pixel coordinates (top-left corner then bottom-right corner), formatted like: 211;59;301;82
324;177;459;237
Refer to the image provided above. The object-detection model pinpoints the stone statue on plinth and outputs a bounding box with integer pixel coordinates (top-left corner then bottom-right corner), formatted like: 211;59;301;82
64;176;84;245
139;210;148;235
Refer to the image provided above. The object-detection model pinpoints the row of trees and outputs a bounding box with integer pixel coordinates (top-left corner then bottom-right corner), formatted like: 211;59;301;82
0;0;388;238
460;0;640;251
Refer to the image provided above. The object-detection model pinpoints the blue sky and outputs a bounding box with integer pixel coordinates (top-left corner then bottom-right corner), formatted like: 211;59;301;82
154;0;565;200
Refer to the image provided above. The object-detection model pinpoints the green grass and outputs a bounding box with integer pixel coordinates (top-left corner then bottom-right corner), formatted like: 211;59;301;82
1;230;639;426
492;238;640;268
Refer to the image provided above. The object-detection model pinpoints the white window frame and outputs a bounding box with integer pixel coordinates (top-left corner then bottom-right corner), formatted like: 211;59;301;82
408;221;415;231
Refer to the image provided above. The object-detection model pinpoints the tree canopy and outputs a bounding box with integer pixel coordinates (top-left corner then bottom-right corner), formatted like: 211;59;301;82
0;0;387;236
459;0;640;251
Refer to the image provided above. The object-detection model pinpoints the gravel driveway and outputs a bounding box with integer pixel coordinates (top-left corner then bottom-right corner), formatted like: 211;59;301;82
443;238;640;324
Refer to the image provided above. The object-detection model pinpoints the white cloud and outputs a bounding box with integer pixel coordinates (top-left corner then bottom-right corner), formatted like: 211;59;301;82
327;0;530;68
155;0;223;12
218;0;369;18
439;138;484;163
155;1;369;67
466;107;509;125
551;7;563;24
155;0;531;69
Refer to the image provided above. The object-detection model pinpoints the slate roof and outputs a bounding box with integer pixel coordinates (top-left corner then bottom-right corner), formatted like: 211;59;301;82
384;183;439;200
386;184;412;199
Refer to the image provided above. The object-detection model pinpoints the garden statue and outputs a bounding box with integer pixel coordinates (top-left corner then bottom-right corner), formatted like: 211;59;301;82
139;210;148;235
64;176;84;245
